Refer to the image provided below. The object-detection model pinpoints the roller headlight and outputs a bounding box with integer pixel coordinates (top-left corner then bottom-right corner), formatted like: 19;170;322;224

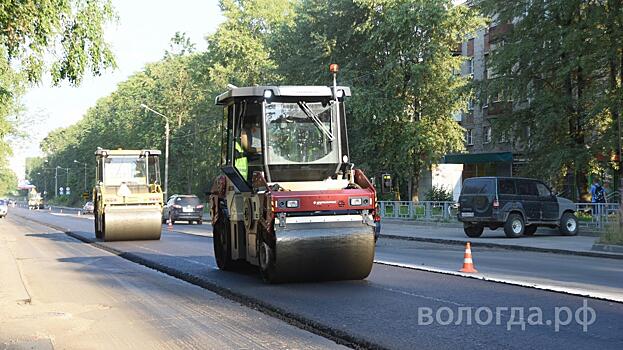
286;199;299;208
349;197;370;206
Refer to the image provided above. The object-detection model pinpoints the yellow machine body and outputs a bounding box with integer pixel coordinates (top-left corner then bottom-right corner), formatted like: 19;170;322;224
93;149;163;241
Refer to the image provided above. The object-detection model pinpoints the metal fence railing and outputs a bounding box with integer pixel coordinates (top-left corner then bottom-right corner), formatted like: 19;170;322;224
378;201;620;231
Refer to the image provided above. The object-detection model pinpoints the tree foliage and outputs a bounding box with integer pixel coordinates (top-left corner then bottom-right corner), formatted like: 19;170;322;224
1;0;116;196
28;0;484;203
478;0;623;197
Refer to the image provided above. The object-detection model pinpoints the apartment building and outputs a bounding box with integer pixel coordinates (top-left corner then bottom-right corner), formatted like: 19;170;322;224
443;22;522;180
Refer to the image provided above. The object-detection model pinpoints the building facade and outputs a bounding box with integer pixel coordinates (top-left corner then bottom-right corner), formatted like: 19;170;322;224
444;22;522;180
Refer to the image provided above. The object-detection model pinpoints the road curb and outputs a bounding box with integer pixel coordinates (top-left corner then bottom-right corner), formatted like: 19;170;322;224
592;243;623;254
380;234;623;260
15;213;386;350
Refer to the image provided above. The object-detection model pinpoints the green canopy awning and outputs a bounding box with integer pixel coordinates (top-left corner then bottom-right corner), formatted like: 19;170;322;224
443;152;513;164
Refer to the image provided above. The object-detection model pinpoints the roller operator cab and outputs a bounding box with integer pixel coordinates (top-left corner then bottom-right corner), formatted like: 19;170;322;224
210;82;378;283
93;149;164;241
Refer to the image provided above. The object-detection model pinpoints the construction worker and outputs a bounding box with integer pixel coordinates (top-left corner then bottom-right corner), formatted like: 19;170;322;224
235;130;249;180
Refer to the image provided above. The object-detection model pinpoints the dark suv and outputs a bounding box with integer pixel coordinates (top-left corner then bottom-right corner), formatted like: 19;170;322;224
457;177;578;238
163;195;205;224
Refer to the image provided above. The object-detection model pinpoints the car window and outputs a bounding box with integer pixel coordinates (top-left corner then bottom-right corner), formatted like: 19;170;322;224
176;196;201;206
462;178;495;195
498;179;516;195
516;180;539;196
0;200;5;205
536;183;551;197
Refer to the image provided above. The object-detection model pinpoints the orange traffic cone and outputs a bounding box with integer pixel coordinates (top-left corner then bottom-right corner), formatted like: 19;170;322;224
459;242;478;273
167;219;173;230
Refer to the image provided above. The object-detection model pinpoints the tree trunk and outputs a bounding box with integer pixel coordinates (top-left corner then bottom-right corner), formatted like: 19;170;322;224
411;163;420;203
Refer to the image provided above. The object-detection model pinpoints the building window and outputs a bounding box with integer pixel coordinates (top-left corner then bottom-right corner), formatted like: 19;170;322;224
483;126;492;144
499;130;509;143
467;99;474;111
465;129;473;146
467;58;474;76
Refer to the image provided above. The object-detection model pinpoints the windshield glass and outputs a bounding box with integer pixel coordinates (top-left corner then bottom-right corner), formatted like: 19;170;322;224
265;101;338;165
104;156;148;186
175;196;201;205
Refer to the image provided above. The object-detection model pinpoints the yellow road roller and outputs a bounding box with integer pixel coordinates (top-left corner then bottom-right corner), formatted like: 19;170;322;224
93;149;164;241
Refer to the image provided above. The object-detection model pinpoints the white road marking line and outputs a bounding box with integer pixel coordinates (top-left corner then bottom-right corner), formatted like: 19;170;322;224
375;259;623;303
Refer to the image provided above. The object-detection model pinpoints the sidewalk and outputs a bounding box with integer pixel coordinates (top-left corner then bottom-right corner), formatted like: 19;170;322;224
381;221;623;259
0;225;31;305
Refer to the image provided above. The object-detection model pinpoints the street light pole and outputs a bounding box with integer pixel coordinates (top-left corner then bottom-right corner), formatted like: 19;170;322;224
140;103;170;200
55;166;59;197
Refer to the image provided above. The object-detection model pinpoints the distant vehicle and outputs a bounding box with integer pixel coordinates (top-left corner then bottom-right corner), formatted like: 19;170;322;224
457;177;578;238
163;195;204;224
82;201;94;214
8;199;16;207
0;199;8;218
28;189;44;210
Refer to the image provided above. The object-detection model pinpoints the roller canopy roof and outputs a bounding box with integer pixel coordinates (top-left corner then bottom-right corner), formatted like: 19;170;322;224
95;149;162;156
215;85;351;105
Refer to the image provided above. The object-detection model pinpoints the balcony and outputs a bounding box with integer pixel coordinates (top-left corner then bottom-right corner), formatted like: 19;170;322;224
489;23;513;44
484;101;512;116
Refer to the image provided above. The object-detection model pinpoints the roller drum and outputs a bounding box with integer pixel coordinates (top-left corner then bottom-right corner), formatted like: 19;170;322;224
269;221;375;282
102;205;162;241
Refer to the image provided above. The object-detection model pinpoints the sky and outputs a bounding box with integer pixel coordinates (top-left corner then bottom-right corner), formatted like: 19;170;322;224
9;0;224;180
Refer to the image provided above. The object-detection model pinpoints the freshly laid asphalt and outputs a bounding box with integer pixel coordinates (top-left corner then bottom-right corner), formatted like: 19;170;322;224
10;207;623;350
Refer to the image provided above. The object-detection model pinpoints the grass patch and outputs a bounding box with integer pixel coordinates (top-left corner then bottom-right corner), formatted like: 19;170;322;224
599;221;623;246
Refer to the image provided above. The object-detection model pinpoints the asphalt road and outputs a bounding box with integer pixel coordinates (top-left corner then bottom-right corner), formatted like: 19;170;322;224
40;209;623;301
8;208;623;350
0;215;345;349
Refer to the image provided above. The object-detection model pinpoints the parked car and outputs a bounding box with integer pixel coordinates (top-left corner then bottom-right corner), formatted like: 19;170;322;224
82;201;94;214
0;199;8;218
457;177;578;238
163;195;204;224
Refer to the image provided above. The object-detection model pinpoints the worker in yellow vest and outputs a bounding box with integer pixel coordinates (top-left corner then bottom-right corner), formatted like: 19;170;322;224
235;130;249;180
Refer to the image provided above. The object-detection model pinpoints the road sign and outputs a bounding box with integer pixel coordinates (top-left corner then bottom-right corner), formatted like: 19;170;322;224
82;192;89;200
59;187;64;195
66;187;71;195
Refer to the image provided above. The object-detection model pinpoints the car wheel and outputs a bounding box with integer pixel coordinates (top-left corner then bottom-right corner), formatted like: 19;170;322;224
198;220;203;225
559;212;579;236
464;224;484;238
504;213;524;238
524;225;538;236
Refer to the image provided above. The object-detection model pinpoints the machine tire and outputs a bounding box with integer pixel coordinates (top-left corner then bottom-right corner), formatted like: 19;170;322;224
257;229;278;283
559;212;579;236
504;213;524;238
464;224;484;238
95;212;102;239
213;215;234;270
524;225;538;236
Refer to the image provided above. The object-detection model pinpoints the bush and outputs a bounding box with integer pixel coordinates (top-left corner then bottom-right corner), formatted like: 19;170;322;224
424;185;453;202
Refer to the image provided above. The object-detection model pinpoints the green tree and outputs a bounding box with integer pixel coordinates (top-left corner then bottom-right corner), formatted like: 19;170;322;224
478;0;623;199
0;0;117;85
276;0;483;200
206;0;297;88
